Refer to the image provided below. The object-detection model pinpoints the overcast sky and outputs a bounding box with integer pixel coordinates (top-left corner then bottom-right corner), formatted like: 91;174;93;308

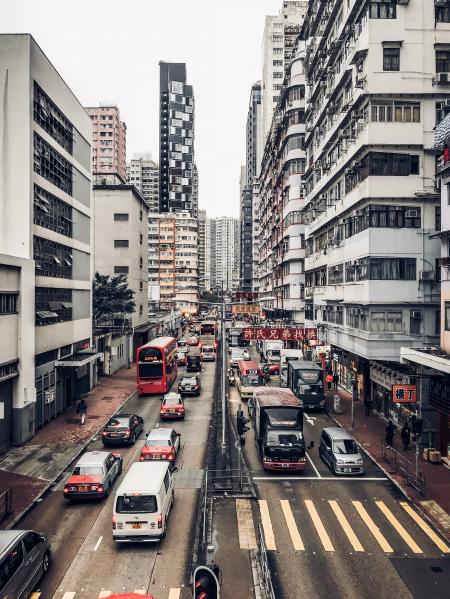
0;0;283;217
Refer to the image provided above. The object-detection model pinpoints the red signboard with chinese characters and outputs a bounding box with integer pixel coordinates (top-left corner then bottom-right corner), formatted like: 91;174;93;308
392;385;417;403
241;328;318;341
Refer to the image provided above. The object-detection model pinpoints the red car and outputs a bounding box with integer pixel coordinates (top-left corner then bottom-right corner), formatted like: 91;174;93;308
263;363;280;378
187;335;199;346
140;428;181;463
160;393;185;420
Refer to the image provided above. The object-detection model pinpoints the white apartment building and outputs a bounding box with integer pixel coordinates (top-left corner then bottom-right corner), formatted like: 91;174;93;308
261;1;308;147
0;34;94;447
208;217;240;292
126;153;159;214
302;0;448;413
258;34;307;325
93;184;150;348
204;218;212;291
198;209;207;293
148;214;160;303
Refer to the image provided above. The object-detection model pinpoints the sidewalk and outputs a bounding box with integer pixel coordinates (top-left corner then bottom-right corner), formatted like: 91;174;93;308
0;365;136;529
325;386;450;538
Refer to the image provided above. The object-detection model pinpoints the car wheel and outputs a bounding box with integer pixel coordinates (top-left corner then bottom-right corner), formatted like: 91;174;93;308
105;483;110;497
118;460;123;475
131;433;136;445
42;551;51;574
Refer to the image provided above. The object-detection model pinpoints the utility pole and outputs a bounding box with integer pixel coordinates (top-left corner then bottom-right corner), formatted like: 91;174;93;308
221;280;227;456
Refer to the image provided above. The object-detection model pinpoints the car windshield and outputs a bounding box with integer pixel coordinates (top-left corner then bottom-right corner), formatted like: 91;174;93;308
266;431;303;446
242;375;264;386
202;347;214;353
164;397;181;405
299;384;322;394
116;494;157;514
106;417;129;429
182;378;196;384
72;466;103;476
333;439;359;454
146;438;171;447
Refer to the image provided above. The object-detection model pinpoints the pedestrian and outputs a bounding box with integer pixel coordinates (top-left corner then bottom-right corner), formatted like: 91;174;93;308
385;419;395;448
364;396;372;417
401;423;411;451
326;373;333;391
333;372;339;390
77;399;87;425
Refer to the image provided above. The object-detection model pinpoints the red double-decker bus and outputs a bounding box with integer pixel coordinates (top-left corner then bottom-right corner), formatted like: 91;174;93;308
136;337;177;395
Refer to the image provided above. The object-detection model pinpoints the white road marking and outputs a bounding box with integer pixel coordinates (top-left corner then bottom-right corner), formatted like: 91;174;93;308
252;476;388;481
258;499;277;550
304;414;316;426
61;593;76;599
93;536;103;552
168;589;181;599
98;592;112;598
280;499;305;550
305;452;321;478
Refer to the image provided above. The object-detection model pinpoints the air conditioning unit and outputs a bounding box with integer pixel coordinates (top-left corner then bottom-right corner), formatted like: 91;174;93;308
436;72;450;85
397;0;410;4
405;209;419;218
350;307;358;315
420;270;435;281
355;209;364;216
411;311;422;319
353;110;364;119
327;102;336;113
444;99;450;108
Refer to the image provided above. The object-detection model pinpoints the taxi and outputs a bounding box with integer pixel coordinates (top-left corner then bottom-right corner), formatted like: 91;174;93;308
187;335;199;346
177;351;187;366
63;451;122;500
140;428;181;464
160;393;185;420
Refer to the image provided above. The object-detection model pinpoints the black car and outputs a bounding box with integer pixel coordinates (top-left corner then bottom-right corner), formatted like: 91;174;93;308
101;413;144;445
178;376;201;396
187;355;202;372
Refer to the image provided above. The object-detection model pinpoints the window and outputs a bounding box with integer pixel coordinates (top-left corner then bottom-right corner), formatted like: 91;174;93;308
114;213;129;221
171;81;184;94
33;82;73;153
273;47;283;55
273;96;279;102
436;4;450;23
288;86;305;102
36;287;72;325
328;264;344;285
370;0;396;19
287;109;305;125
436;49;450;73
369;152;419;176
369;257;416;280
371;311;386;332
371;102;420;123
386;311;403;332
0;293;18;315
445;302;450;330
23;532;43;554
33;134;72;195
273;84;282;90
410;310;422;334
273;72;283;79
0;542;23;589
273;60;283;66
34;236;73;279
273;35;283;42
383;47;400;71
114;240;129;248
114;266;129;274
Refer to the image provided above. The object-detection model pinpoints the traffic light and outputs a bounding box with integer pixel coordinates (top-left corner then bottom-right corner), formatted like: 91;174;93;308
193;564;220;598
237;410;250;437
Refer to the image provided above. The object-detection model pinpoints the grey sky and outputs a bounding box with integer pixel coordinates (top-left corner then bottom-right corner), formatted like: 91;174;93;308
0;0;282;217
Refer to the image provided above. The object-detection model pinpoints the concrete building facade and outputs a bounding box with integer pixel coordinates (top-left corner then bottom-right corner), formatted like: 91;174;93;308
198;209;207;293
85;104;127;183
208;217;240;292
126;153;159;213
0;34;94;447
159;62;195;215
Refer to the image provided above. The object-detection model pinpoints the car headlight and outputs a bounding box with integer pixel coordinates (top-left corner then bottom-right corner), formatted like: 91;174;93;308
336;459;345;464
356;458;363;465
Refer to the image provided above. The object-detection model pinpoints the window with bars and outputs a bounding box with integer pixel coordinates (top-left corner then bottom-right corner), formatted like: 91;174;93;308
33;133;72;195
33;185;73;237
33;82;73;153
0;293;18;314
383;47;400;71
370;0;396;19
34;236;73;279
35;287;72;326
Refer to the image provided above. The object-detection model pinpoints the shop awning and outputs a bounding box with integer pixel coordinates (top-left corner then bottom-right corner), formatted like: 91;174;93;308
36;310;59;320
55;352;102;368
434;113;450;148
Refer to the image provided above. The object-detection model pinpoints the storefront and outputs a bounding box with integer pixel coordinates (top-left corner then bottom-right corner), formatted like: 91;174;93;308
331;347;369;399
429;375;450;457
370;363;416;425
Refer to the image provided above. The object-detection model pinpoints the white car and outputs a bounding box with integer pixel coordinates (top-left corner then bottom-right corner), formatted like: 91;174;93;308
230;348;250;367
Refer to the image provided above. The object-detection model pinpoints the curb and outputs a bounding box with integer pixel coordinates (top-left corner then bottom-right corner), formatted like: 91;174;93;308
6;387;137;529
326;409;450;544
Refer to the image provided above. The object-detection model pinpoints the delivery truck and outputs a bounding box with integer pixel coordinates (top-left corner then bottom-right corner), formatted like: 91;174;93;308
262;340;284;364
280;349;304;387
287;360;325;411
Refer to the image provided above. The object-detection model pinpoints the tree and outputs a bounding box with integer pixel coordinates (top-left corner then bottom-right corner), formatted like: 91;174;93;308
93;272;135;330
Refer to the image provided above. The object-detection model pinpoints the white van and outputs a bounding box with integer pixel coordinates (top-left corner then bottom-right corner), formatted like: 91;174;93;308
112;462;174;543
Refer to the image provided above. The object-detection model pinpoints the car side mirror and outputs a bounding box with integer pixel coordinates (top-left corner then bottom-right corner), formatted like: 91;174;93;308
145;433;149;437
308;441;314;449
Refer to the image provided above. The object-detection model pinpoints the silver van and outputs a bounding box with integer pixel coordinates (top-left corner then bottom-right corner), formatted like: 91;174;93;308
0;529;51;598
319;427;364;475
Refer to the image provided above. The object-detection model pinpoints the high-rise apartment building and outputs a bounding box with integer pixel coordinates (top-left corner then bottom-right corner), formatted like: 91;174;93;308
85;104;127;183
0;34;94;448
241;82;262;292
159;62;195;215
192;163;199;218
258;33;307;324
208;217;240;292
126;153;159;213
198;209;207;293
261;1;308;147
302;0;446;422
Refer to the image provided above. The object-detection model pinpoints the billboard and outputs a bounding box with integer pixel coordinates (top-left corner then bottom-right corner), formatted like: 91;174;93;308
231;304;261;314
241;327;318;341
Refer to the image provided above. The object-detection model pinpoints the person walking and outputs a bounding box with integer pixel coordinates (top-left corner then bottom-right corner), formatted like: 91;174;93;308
401;423;411;451
332;372;339;390
385;419;395;448
77;399;87;425
325;373;333;391
364;396;372;416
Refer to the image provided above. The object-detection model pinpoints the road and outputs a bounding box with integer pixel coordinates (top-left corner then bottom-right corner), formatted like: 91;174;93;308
21;353;216;599
229;341;450;599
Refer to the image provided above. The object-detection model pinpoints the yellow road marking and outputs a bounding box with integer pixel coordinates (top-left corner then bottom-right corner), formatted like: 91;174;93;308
168;589;181;599
29;594;41;599
376;501;422;554
353;500;393;553
259;499;277;550
400;502;450;554
98;593;112;598
134;592;148;596
236;498;257;550
280;500;304;550
62;594;77;599
329;500;364;552
304;499;334;551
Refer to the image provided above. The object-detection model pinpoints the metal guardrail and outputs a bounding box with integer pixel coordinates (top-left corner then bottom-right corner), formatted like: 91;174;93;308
206;468;253;495
381;443;425;496
256;522;276;599
0;488;12;523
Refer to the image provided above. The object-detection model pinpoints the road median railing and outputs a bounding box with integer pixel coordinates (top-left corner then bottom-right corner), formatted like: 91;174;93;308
253;522;276;599
381;442;425;496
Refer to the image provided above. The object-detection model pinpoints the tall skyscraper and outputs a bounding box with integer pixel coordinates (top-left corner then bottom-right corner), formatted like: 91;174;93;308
85;103;127;183
260;1;307;147
159;62;195;215
126;153;159;214
208;217;240;292
192;163;199;218
197;209;207;293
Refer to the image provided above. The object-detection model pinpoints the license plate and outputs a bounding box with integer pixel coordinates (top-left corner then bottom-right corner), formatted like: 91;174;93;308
344;468;351;473
78;485;88;492
153;455;161;459
170;409;175;413
282;463;289;469
132;523;142;529
111;432;121;437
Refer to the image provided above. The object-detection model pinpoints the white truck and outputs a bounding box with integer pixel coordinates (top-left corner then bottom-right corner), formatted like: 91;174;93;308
262;340;284;364
280;349;304;387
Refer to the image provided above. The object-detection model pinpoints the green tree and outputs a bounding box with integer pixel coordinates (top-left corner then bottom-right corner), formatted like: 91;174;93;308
93;272;136;330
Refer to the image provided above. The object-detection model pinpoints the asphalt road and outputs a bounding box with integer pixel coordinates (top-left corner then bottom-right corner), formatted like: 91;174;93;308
229;341;450;599
20;353;216;599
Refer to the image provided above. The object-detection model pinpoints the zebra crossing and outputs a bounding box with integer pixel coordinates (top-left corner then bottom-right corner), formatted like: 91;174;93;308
237;498;450;557
30;588;181;598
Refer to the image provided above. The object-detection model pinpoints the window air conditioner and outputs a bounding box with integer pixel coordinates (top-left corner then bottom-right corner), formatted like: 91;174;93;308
405;209;419;218
419;270;435;281
436;73;450;85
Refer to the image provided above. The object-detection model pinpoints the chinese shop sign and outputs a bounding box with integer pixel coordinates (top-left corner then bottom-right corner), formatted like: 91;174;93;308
392;385;417;403
242;327;318;341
